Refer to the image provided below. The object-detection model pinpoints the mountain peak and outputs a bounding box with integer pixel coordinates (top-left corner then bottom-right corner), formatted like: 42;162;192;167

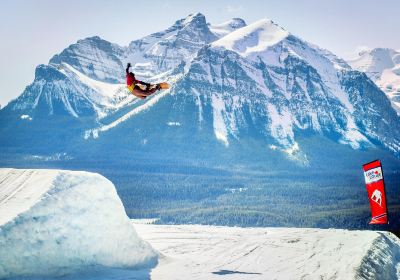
34;64;66;82
211;18;289;56
211;18;246;29
348;47;399;77
208;18;247;38
175;12;207;28
348;47;400;112
230;18;247;27
353;47;398;60
184;12;204;21
77;36;104;43
49;34;124;83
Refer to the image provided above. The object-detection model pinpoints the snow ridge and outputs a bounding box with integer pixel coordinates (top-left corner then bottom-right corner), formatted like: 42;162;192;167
3;13;400;160
0;169;157;278
85;87;172;139
208;18;247;38
134;224;400;280
212;19;289;56
349;48;400;113
356;232;400;279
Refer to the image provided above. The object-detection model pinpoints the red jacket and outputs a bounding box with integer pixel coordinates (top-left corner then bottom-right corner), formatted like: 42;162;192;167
126;72;138;86
126;65;149;89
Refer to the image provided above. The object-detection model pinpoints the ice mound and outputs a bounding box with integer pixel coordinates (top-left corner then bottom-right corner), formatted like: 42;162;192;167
0;168;157;278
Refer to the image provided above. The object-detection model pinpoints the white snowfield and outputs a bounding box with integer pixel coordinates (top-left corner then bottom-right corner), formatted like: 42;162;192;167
1;169;400;280
135;224;400;280
54;223;400;279
0;169;157;279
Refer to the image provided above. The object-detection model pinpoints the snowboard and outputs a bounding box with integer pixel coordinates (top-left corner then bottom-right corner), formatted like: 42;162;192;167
137;82;170;91
158;82;170;89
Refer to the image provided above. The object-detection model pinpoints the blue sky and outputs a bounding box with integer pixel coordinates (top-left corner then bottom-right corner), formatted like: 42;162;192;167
0;0;399;106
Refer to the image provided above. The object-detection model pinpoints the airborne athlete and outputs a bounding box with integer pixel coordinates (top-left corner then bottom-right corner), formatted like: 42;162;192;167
126;63;169;99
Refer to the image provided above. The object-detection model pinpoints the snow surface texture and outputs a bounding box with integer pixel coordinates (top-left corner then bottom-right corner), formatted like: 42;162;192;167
134;224;400;280
36;223;400;279
349;48;400;113
0;169;157;278
6;221;400;280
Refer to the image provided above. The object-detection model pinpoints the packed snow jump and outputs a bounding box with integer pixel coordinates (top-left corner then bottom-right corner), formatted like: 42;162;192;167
126;63;169;99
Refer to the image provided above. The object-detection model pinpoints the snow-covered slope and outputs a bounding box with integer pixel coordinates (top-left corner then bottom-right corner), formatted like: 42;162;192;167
9;63;132;119
125;12;218;78
59;63;132;119
9;222;399;279
208;18;247;38
348;48;399;80
49;36;125;83
0;169;157;278
349;48;400;113
212;18;289;56
134;223;400;280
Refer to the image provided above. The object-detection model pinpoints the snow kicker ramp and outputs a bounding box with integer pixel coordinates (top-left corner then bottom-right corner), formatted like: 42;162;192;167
0;168;157;278
134;224;400;279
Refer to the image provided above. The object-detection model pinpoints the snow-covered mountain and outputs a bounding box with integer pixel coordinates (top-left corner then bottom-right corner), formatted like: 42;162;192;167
125;13;219;78
348;48;400;113
3;13;244;121
180;18;385;157
1;13;400;169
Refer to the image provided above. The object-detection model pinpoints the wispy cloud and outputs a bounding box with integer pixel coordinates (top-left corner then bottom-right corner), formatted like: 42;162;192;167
355;45;371;55
344;45;371;60
226;4;243;13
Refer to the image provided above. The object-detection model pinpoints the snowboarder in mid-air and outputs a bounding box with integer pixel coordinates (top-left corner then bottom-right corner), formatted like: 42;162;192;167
126;63;162;99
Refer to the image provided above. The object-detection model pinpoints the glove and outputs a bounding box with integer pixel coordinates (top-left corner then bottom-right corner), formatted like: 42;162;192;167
127;63;131;68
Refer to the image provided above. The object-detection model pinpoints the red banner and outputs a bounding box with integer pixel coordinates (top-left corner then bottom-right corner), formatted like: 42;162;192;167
363;160;388;224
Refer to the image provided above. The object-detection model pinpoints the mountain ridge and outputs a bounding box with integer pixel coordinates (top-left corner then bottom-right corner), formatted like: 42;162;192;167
348;47;400;113
1;13;399;169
